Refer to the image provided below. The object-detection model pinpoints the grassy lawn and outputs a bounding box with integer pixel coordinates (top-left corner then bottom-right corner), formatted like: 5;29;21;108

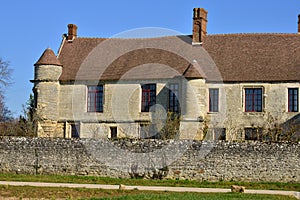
90;193;297;200
0;185;297;200
0;173;299;192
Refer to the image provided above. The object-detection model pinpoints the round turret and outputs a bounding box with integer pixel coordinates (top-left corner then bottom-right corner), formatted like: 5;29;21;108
34;48;63;81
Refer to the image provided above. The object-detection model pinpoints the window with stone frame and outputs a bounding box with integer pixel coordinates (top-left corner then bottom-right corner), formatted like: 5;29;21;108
209;88;219;112
206;128;226;140
288;88;298;112
217;128;226;140
141;84;156;112
87;85;104;112
168;83;180;113
110;127;117;139
245;88;263;112
244;127;263;140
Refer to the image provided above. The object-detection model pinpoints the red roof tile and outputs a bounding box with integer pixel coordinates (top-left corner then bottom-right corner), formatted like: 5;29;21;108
58;36;207;81
35;48;62;66
204;34;300;82
57;34;300;82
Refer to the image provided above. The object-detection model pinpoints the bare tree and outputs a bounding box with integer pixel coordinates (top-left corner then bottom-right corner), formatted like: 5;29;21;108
0;59;12;89
0;97;13;122
0;58;16;136
0;58;12;123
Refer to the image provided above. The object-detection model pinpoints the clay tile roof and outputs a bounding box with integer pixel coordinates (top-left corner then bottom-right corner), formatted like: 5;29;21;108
58;38;106;80
57;34;300;82
204;34;300;82
35;48;62;66
183;63;207;79
100;48;192;80
58;37;206;81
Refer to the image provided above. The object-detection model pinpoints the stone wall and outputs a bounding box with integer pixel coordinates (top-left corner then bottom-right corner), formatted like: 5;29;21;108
0;137;299;182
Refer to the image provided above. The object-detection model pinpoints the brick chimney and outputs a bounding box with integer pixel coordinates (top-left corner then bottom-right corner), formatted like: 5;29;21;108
298;15;300;34
192;8;208;45
67;24;77;41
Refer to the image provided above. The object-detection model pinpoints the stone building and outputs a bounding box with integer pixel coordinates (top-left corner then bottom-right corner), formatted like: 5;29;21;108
32;8;300;140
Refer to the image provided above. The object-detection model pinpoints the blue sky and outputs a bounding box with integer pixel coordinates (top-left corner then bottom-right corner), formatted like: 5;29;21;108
0;0;299;117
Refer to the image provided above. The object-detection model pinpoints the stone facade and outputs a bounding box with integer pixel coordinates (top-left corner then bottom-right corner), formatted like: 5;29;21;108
206;82;300;140
33;76;207;139
31;7;300;140
0;137;298;182
32;69;300;140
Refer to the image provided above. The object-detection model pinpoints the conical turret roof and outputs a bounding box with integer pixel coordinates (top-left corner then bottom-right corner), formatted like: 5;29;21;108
34;48;62;66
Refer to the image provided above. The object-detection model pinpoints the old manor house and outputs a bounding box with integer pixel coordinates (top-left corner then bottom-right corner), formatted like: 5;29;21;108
32;8;300;141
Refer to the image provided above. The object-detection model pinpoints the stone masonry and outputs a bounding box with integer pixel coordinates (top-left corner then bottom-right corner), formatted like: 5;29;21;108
0;137;298;182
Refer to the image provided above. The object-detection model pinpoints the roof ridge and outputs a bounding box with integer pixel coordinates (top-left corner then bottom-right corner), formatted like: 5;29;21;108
207;33;299;36
76;37;107;40
75;33;300;40
76;35;187;40
58;31;300;82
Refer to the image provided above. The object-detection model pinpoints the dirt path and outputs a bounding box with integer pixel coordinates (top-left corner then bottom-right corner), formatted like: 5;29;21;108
0;181;299;199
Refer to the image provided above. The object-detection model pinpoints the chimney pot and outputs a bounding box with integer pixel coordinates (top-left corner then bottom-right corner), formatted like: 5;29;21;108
192;8;208;45
67;24;78;41
298;15;300;34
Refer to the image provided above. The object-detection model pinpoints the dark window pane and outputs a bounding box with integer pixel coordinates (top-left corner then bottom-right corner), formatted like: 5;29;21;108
169;83;180;113
87;85;104;112
245;128;263;140
209;88;219;112
110;127;117;139
288;88;298;112
245;88;262;112
141;84;156;112
71;124;80;138
214;128;226;140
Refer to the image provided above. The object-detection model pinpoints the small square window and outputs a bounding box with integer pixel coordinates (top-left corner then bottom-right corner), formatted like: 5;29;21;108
206;128;226;140
71;124;80;138
245;128;262;140
110;127;117;139
217;128;226;140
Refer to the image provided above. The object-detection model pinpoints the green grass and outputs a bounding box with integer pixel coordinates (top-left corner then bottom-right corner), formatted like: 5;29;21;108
0;173;298;191
0;185;151;199
88;193;297;200
0;185;297;200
